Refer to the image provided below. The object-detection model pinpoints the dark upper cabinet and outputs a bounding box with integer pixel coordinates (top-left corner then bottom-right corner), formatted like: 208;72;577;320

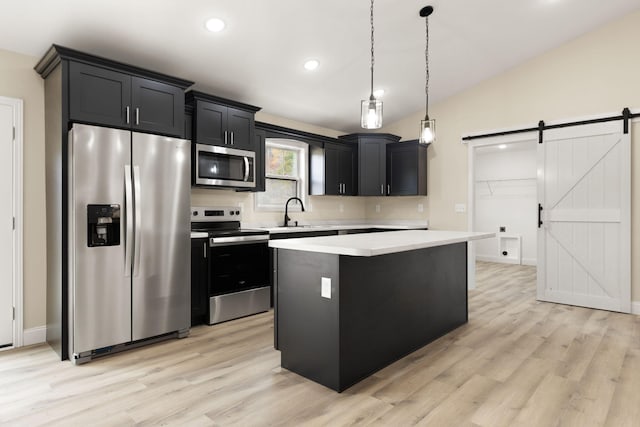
339;133;401;196
68;61;189;138
69;62;131;129
386;140;428;196
187;91;261;151
311;141;356;195
131;77;185;137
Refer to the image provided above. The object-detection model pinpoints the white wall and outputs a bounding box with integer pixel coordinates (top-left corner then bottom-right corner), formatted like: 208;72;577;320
474;142;537;265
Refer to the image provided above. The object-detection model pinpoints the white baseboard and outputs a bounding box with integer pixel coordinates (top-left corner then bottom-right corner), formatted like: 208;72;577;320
476;255;520;265
476;255;537;266
632;301;640;316
23;326;46;346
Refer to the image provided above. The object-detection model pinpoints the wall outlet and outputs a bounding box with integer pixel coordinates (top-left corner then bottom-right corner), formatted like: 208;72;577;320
455;203;466;213
321;277;331;299
375;204;381;213
339;203;344;213
418;203;424;213
499;226;506;232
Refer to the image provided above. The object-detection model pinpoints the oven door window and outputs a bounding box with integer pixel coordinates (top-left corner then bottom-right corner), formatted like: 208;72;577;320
198;151;252;182
209;243;269;295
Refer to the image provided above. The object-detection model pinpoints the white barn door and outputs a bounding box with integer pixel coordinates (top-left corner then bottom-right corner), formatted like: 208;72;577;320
537;121;630;313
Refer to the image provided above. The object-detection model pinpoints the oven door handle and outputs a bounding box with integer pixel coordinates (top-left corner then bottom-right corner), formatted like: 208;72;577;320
210;235;269;246
243;156;250;182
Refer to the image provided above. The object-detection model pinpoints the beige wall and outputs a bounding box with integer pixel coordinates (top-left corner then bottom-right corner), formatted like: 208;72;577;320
382;10;640;301
0;49;46;329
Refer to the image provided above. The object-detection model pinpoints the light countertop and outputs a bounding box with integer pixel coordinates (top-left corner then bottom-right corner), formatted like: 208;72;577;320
268;230;495;257
260;223;424;234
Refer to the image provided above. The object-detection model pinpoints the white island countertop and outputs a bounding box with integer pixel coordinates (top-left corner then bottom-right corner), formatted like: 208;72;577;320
268;229;495;257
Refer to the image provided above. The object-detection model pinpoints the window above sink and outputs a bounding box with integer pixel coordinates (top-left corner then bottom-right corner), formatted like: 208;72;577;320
255;138;308;212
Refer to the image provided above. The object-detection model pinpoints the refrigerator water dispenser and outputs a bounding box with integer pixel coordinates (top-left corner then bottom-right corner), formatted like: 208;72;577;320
87;204;120;247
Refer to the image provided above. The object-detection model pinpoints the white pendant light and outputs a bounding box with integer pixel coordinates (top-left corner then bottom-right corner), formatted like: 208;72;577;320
361;0;382;129
419;6;435;144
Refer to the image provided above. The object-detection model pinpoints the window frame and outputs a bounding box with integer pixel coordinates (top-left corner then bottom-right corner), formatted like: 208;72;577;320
254;138;309;212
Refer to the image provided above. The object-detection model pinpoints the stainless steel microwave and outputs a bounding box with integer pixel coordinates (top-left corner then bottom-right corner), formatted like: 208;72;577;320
194;143;256;188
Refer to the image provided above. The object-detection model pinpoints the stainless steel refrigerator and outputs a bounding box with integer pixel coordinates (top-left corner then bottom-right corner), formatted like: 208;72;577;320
68;123;190;364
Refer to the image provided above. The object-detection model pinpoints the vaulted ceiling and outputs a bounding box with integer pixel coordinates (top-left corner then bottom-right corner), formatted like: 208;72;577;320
1;0;639;132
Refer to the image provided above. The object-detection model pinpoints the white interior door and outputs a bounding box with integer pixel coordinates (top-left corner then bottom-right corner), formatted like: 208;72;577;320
537;121;631;313
0;100;15;347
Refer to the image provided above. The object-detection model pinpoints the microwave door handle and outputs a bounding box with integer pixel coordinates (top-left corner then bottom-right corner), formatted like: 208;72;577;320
124;165;133;277
133;165;142;277
243;157;250;182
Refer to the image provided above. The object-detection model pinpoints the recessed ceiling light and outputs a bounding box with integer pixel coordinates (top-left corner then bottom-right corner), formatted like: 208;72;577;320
205;18;226;33
498;144;507;149
373;89;385;98
304;59;319;71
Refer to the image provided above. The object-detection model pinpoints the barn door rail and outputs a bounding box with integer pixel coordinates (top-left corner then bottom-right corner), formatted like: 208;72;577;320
462;107;638;142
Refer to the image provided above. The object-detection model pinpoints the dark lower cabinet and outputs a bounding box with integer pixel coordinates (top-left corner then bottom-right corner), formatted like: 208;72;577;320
191;238;209;326
68;60;187;138
386;140;428;196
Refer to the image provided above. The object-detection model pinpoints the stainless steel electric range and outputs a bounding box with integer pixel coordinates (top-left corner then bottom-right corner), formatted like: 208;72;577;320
191;206;270;325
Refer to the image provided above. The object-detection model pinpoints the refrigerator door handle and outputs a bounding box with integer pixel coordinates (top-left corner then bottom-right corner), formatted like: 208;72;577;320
133;165;142;277
243;157;250;182
124;165;133;277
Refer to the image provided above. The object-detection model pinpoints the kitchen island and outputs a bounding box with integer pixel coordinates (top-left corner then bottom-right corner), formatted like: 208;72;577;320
269;230;493;392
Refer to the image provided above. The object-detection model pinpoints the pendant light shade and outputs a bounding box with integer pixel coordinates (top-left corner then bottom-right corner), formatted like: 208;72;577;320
361;0;382;129
420;116;435;144
362;96;383;129
419;5;435;144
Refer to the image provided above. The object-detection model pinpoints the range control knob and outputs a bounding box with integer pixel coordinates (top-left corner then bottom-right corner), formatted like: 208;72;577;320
229;211;235;216
192;211;198;216
235;210;240;215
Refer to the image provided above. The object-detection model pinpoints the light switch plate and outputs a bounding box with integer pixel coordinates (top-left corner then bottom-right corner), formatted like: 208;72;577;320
418;203;424;212
321;277;331;299
455;203;466;213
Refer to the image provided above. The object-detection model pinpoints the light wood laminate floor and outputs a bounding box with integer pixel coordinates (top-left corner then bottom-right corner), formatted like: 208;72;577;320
1;262;639;426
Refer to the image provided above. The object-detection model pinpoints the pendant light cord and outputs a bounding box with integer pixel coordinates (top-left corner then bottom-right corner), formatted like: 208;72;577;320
370;0;375;97
425;13;430;118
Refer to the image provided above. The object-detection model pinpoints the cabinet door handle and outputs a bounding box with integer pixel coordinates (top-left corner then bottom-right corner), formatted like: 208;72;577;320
203;242;207;258
126;106;130;124
224;130;228;144
387;184;390;195
380;184;384;195
135;108;140;125
231;132;234;145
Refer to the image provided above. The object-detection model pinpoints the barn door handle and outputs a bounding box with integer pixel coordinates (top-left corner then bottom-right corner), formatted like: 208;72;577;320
538;204;543;228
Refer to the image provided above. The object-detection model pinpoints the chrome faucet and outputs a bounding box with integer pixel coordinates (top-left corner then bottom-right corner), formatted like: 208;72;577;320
284;197;305;227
